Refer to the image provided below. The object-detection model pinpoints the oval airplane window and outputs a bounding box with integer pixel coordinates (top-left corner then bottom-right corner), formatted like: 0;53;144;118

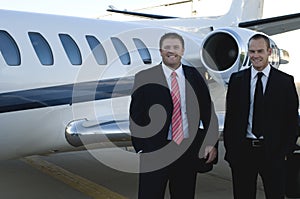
59;34;82;65
28;32;54;65
0;30;21;66
111;37;131;65
86;35;107;65
133;38;152;64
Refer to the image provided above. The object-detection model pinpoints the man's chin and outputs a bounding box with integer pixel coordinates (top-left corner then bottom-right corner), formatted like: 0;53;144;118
252;65;265;71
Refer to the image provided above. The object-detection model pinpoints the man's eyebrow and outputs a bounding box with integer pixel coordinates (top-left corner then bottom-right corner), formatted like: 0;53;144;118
248;49;264;52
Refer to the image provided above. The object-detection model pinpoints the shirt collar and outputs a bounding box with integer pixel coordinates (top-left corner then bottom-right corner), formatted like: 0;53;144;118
251;64;271;80
162;63;184;79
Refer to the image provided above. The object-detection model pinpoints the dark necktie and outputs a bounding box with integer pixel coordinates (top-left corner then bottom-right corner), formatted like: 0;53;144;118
252;72;264;138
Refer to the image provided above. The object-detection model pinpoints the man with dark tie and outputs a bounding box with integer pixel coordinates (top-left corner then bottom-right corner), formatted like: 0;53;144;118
129;32;218;199
223;34;299;199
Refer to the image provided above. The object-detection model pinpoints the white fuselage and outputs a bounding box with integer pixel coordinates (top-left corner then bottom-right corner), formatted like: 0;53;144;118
0;0;268;159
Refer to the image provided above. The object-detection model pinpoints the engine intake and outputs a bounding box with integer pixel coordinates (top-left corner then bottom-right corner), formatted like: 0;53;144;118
200;28;288;85
202;32;239;72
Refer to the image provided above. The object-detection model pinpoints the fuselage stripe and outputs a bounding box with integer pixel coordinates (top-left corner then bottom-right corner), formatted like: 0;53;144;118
0;77;134;113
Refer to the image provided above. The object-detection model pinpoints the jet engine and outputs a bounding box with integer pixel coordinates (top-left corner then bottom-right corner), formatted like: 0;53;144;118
200;27;289;85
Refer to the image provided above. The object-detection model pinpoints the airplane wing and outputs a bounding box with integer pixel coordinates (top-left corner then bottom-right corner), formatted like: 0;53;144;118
239;12;300;36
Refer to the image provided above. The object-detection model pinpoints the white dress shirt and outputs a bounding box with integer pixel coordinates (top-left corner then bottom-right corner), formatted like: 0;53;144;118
162;63;189;140
247;65;271;139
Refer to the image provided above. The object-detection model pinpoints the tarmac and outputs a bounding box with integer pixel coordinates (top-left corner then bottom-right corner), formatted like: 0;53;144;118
0;142;273;199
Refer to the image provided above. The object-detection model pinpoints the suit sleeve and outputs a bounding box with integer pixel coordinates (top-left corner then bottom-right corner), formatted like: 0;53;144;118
194;68;219;159
284;76;299;155
223;73;237;162
129;72;148;152
194;67;218;142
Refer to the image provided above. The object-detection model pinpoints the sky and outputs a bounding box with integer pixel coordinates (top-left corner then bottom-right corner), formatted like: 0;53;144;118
0;0;179;18
0;0;298;19
0;0;299;79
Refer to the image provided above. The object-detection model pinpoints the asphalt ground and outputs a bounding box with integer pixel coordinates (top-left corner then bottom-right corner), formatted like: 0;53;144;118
0;142;271;199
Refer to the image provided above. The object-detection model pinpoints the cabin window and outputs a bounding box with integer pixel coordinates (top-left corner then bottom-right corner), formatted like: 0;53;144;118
0;30;21;66
28;32;54;65
59;34;82;65
133;38;152;64
111;37;130;65
86;35;107;65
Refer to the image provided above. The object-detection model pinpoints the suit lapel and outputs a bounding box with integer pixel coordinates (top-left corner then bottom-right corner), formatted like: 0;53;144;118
239;68;251;117
245;68;251;108
152;64;170;90
263;67;275;102
153;64;173;116
183;66;201;132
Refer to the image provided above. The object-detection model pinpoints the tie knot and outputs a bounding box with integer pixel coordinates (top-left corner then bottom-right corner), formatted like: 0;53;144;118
171;71;177;78
257;72;263;80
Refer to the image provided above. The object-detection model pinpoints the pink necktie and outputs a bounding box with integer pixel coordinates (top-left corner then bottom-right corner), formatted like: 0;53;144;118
171;71;184;145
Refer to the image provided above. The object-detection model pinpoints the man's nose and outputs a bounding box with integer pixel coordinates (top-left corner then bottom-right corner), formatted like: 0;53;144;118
168;47;177;53
252;52;260;57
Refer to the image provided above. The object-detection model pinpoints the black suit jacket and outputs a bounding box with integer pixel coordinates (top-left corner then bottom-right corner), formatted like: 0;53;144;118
129;64;218;171
224;66;299;165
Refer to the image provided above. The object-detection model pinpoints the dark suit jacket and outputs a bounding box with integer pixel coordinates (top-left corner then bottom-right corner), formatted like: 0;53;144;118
224;66;299;166
129;64;218;171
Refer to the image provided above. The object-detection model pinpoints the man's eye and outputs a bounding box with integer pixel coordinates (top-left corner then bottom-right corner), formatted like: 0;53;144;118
163;46;171;50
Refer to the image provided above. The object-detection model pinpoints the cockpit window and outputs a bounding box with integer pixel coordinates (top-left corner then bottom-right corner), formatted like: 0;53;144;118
111;37;131;65
0;30;21;66
133;38;152;64
86;35;107;65
28;32;54;66
59;33;82;65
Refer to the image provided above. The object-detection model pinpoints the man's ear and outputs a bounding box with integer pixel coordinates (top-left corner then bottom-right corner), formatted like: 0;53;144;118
268;47;272;56
159;49;163;55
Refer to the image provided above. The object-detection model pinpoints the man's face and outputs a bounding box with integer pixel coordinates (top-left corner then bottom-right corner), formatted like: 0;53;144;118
248;38;272;71
159;38;184;69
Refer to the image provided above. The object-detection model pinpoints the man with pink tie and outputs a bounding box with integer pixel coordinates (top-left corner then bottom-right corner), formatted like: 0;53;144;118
130;32;218;199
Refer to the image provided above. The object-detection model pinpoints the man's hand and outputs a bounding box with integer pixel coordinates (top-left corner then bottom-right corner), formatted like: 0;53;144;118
204;146;217;163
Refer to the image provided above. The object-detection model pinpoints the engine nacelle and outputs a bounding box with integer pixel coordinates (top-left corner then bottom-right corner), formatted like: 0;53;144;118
200;27;288;85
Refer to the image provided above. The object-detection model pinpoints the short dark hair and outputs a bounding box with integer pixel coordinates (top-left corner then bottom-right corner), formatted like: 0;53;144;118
159;32;184;49
248;34;270;49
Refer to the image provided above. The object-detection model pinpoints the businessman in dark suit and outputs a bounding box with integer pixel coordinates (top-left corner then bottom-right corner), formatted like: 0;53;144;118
223;34;299;199
130;32;218;199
